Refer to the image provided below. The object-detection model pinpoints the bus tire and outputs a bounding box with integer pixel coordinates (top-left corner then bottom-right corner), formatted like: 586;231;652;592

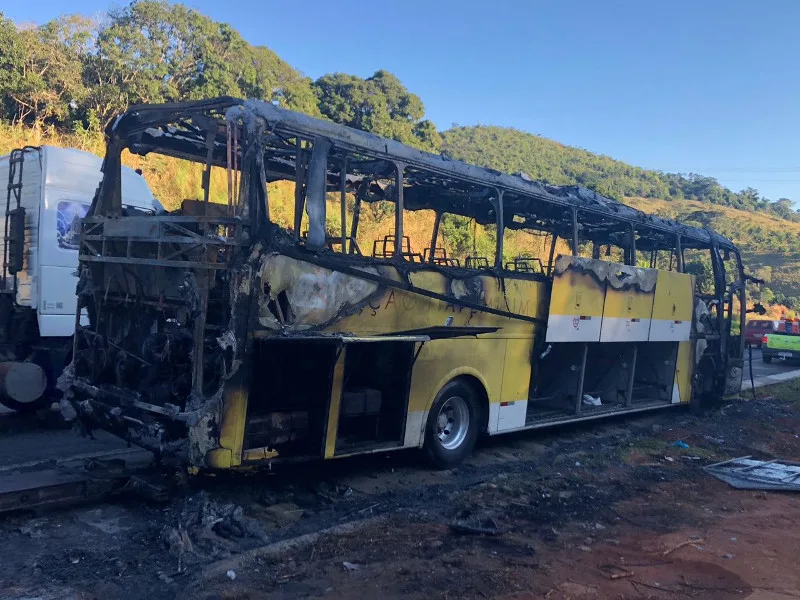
424;379;480;469
762;354;772;364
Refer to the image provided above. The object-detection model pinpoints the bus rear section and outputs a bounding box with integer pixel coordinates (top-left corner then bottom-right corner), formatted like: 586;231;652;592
66;97;747;470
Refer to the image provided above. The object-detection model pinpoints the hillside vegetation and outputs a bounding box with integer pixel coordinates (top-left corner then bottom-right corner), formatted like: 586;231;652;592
442;126;797;220
624;197;800;308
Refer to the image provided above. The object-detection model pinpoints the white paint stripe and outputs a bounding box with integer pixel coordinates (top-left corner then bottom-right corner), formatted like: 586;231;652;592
649;319;692;342
599;316;652;342
546;313;602;342
403;410;426;447
671;382;681;404
496;399;528;432
487;402;500;433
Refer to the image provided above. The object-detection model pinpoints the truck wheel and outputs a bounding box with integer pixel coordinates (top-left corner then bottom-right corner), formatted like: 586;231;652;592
0;361;49;413
762;355;772;364
424;379;480;469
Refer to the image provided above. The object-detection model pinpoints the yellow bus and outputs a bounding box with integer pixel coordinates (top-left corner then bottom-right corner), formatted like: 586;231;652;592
66;97;748;470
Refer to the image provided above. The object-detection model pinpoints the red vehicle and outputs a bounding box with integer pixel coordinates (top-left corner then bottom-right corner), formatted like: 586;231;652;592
744;319;781;347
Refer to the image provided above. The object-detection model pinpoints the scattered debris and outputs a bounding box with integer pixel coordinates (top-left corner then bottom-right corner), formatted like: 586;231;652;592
582;394;602;407
342;561;361;572
449;516;507;536
161;491;269;566
671;441;690;449
609;571;634;580
662;537;705;557
705;456;800;491
357;503;380;514
226;569;236;580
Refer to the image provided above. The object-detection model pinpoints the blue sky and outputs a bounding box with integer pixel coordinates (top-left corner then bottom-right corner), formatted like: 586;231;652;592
6;0;800;202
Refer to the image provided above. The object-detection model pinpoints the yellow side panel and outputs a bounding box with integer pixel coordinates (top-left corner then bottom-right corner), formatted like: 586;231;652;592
330;270;546;338
675;341;693;404
324;348;347;459
599;277;655;342
407;337;507;415
500;338;534;403
650;271;694;341
546;257;605;342
213;369;251;468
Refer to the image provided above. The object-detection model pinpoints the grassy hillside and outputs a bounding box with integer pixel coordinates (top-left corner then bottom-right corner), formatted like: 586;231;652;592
2;123;796;309
442;126;797;219
625;196;800;306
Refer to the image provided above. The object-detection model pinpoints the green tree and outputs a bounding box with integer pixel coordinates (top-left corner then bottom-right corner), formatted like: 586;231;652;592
0;14;24;121
312;70;441;151
85;0;318;125
0;15;91;126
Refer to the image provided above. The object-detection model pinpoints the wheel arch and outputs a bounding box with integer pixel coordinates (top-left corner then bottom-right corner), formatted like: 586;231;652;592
410;367;492;447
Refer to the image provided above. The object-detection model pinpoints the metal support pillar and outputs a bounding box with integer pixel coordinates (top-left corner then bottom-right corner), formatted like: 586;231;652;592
625;344;638;407
394;163;405;256
340;156;348;253
574;342;588;415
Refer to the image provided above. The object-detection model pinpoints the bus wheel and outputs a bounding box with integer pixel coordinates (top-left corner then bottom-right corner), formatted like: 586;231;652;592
424;379;480;469
762;354;772;364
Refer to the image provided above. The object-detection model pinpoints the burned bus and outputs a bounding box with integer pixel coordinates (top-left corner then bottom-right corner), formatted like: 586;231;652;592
64;97;747;469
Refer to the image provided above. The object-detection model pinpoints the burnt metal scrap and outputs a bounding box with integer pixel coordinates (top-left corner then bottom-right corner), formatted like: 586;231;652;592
64;97;745;467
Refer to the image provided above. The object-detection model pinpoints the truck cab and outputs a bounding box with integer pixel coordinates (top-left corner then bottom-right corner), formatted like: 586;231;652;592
0;145;157;411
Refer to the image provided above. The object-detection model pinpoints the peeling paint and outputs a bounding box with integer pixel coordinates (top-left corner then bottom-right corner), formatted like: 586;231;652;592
257;254;380;330
554;255;657;293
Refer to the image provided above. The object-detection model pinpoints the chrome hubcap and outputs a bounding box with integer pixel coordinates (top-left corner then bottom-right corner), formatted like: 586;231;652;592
436;396;469;450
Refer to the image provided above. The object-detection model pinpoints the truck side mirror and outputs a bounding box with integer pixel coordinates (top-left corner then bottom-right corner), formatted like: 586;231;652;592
7;207;25;274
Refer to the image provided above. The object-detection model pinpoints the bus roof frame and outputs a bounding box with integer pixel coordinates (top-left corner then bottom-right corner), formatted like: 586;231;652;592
97;96;738;254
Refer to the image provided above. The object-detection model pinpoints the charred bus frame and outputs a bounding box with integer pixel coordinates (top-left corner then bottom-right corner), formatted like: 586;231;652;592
66;97;746;466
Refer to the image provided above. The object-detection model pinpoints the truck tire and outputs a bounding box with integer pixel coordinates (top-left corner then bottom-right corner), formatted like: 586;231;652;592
0;361;49;413
424;379;480;469
762;354;772;364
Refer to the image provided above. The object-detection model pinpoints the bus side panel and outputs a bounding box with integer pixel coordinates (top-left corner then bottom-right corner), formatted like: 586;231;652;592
494;336;535;432
404;337;506;447
675;341;693;404
599;275;655;342
649;271;693;342
546;257;605;343
491;277;543;431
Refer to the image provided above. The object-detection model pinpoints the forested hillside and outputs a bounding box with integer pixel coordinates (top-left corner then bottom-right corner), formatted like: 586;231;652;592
0;0;798;307
442;126;798;220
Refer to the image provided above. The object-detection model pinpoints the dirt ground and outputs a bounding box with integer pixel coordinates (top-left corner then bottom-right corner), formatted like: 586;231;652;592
2;381;800;600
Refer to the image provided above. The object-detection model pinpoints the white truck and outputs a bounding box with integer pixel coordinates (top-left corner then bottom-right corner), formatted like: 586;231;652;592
0;145;158;411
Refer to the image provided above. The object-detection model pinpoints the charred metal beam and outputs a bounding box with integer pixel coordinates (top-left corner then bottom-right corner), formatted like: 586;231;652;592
306;138;332;249
293;138;306;241
340;156;348;253
394;163;405;256
571;208;579;256
494;189;504;269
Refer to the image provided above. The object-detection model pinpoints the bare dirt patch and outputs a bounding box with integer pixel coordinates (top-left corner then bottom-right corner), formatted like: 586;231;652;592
2;383;800;599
